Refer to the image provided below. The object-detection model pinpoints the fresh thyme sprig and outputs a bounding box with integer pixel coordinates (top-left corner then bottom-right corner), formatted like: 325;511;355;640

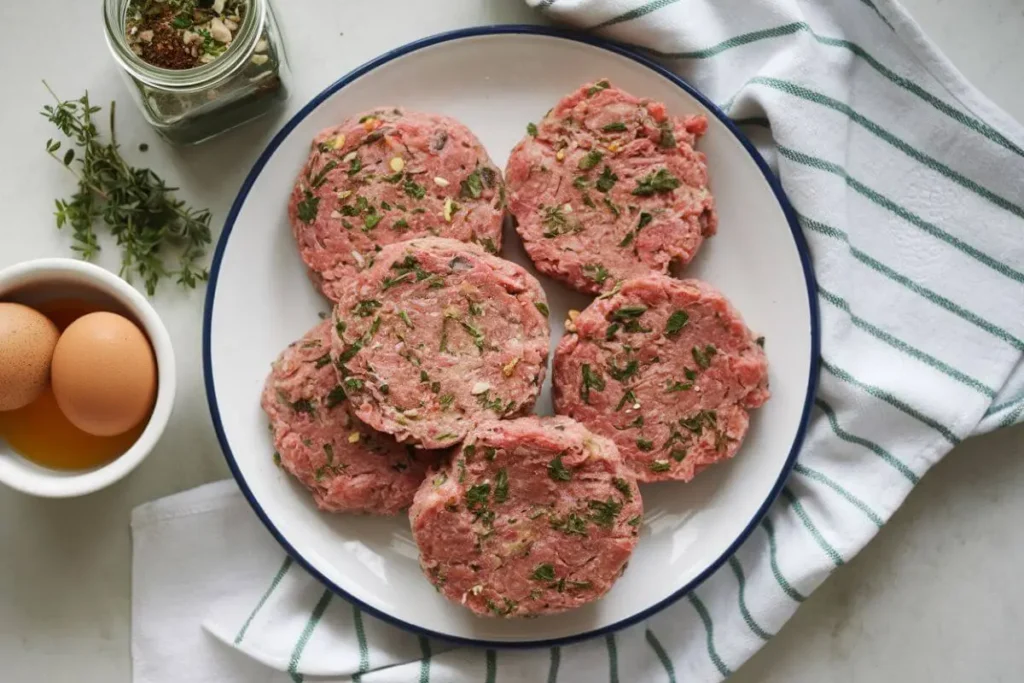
41;83;212;295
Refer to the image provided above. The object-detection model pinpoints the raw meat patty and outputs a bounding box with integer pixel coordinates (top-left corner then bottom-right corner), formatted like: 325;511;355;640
410;416;642;617
331;238;550;449
506;79;717;294
553;275;769;482
289;107;505;301
261;320;441;515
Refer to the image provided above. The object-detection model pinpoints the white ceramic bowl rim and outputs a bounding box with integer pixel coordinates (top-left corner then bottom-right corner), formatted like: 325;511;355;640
203;25;821;648
0;258;176;498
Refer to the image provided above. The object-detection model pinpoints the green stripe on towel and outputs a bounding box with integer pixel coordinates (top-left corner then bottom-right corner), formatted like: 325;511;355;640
815;397;919;483
606;633;619;683
821;358;961;445
688;593;732;677
727;556;773;641
778;144;1024;285
287;589;333;683
799;213;1024;351
418;636;431;683
644;629;676;682
782;487;845;567
750;77;1024;219
547;646;561;683
588;0;682;30
649;22;1021;156
234;556;292;644
761;517;806;602
793;463;885;528
816;283;996;397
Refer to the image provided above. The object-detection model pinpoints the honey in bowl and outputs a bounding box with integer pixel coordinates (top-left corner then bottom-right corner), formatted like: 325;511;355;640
0;298;153;470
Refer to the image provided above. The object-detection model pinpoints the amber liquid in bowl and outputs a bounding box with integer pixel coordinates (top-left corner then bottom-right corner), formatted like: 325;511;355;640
0;298;146;470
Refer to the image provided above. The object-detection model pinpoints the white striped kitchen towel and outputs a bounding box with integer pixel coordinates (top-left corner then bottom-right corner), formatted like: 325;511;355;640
132;0;1024;681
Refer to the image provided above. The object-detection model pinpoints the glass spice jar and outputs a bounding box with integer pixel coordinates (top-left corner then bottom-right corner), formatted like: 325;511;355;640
102;0;290;145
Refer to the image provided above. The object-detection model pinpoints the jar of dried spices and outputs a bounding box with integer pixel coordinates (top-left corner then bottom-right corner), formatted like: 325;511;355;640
103;0;290;145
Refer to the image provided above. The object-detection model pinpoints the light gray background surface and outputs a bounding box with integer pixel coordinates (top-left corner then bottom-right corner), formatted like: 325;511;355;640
0;1;1021;681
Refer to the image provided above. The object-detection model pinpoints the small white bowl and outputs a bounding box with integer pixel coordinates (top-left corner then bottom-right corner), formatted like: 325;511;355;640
0;258;176;498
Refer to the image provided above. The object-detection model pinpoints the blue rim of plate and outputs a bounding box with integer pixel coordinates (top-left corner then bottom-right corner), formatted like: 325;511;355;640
204;24;821;649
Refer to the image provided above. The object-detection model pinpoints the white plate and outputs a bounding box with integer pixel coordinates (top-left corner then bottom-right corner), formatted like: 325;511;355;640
204;26;819;647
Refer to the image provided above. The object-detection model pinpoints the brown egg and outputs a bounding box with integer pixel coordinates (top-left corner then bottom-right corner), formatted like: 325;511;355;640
0;302;60;411
51;312;157;437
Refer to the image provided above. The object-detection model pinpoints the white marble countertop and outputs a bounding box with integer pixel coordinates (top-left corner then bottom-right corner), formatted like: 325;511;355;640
1;1;1021;681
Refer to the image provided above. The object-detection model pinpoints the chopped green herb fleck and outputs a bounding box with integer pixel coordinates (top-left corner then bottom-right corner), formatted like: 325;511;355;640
611;305;647;321
311;160;338;189
344;377;364;391
613;477;633;501
297;191;319;224
325;385;346;408
541;204;579;238
638;212;653;229
650;460;672;473
363;212;382;231
602;196;621;217
578;150;603;171
485;447;498;461
658;124;677;149
494;468;509;503
756;336;766;347
607;358;639;382
665;310;689;337
580;364;606;404
582;263;610;285
670;448;688;462
465;482;491;513
548;454;572;482
615;389;636;411
534;301;550;317
680;409;718;434
602;122;627;132
347;155;362;176
313;353;331;369
439;394;455;410
292;399;315;415
572;176;588;190
460;170;484;199
530;563;556;581
691;344;717;369
273;452;281;466
632;168;681;196
460;320;486;351
586;80;610;96
595;165;618;192
398;310;413;328
353;299;382;317
392;218;409;231
588;498;623;528
527;122;538;137
636;437;654;452
551;512;588;537
628;515;642;527
403;179;426;199
665;380;693;393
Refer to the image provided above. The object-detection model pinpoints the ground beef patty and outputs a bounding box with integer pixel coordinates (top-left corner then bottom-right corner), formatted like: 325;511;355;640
331;238;550;449
289;107;505;301
553;275;769;482
410;416;641;617
261;321;441;515
506;79;717;294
